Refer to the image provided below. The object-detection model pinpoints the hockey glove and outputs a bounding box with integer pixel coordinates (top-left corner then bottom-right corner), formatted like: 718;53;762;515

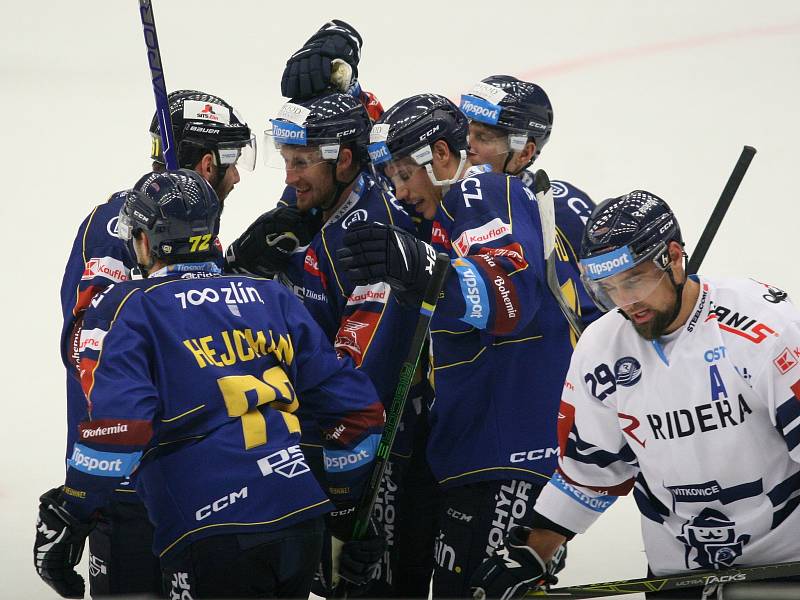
325;505;385;594
281;20;362;99
470;526;548;600
226;206;316;277
337;222;440;305
34;487;94;599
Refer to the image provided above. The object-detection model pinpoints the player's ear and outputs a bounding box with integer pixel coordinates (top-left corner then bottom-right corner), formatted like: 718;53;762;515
519;140;537;165
668;240;686;272
432;139;450;165
196;153;215;181
336;146;354;176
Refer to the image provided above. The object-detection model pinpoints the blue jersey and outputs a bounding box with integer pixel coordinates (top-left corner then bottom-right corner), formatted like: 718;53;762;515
62;265;384;559
279;174;422;456
426;166;588;488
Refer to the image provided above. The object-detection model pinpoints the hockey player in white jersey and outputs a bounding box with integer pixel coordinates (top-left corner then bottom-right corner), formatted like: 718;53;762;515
471;190;800;599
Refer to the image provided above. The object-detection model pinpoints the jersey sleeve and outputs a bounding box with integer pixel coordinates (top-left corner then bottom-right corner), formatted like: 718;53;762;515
279;286;385;506
438;174;546;337
63;288;156;519
534;346;638;534
751;318;800;463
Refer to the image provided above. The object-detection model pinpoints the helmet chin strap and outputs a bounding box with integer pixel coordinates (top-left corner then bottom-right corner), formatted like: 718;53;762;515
320;160;360;212
424;150;468;195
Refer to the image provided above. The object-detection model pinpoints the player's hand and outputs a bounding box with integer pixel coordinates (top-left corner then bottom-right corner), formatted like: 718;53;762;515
326;506;385;596
470;526;547;600
34;488;94;599
281;20;362;99
337;222;439;305
226;206;316;277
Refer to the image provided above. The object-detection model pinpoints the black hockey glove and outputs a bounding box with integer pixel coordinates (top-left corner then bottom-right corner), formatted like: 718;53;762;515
281;20;362;99
325;505;386;595
470;526;548;600
226;206;317;277
34;487;94;599
337;222;440;305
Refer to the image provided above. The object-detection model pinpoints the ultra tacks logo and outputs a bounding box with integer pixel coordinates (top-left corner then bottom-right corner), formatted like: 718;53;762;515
68;444;141;477
324;434;380;472
459;94;502;125
580;246;634;280
453;258;489;329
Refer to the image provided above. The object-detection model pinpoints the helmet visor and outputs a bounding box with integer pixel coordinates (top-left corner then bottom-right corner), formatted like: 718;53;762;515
579;244;669;311
263;124;341;171
217;135;257;172
467;121;529;159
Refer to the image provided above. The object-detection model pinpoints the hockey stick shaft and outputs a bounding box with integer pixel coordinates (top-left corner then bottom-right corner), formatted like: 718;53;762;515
335;253;451;598
534;170;584;339
687;145;756;274
138;0;177;170
524;560;800;598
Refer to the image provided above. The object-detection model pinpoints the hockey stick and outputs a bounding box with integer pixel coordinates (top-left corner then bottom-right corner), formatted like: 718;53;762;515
334;252;451;598
523;560;800;598
687;145;756;275
138;0;177;170
534;170;584;339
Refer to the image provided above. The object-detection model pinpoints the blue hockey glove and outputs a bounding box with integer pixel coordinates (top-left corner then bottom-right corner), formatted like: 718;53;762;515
226;206;317;277
281;20;362;99
470;526;548;600
34;487;94;599
337;222;440;305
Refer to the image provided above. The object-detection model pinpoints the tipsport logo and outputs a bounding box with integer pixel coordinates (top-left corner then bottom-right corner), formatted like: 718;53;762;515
270;119;306;145
68;444;141;477
367;141;391;165
580;246;634;280
459;95;501;125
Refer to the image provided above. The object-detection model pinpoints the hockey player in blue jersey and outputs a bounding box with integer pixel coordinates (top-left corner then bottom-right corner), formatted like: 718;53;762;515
227;91;427;596
56;89;255;596
470;192;800;599
460;75;599;334
338;94;583;596
35;170;386;599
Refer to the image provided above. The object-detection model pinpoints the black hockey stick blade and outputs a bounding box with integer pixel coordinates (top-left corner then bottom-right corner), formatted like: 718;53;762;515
334;253;451;598
524;560;800;598
687;145;756;275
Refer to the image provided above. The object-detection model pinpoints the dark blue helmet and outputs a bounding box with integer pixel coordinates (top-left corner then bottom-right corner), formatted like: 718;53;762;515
368;93;468;162
267;92;371;164
118;169;221;265
149;90;256;171
579;191;684;312
460;75;553;159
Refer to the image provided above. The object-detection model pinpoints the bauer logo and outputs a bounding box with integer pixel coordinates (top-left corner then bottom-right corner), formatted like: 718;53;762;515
323;434;379;472
459;95;501;125
270;120;307;145
367;141;391;164
580;246;634;280
68;444;141;477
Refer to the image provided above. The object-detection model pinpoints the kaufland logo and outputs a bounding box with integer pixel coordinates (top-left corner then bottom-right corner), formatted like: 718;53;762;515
79;328;107;352
81;257;129;283
454;218;511;255
347;283;389;306
580;246;634;280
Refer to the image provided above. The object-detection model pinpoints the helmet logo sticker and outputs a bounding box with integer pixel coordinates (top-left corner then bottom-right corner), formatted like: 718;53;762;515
275;103;310;125
467;81;507;105
183;100;230;125
459;95;501;125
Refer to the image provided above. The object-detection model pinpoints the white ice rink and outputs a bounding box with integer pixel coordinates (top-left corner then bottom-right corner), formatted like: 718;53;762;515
3;1;799;597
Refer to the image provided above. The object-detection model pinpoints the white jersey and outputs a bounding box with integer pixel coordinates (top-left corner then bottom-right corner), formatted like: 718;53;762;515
535;276;800;575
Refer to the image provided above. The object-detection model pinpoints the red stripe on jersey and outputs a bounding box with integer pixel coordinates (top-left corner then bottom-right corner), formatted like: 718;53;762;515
78;418;153;446
321;401;385;447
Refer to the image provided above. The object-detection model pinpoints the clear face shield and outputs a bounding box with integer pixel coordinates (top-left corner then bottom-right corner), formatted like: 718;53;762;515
262;120;341;174
215;135;257;172
467;121;529;161
367;124;466;193
579;243;670;312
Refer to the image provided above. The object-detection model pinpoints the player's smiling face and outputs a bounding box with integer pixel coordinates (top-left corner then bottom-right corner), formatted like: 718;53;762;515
282;146;335;211
384;157;440;219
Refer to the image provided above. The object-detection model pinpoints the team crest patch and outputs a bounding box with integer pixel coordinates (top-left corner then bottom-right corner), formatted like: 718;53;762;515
614;357;642;387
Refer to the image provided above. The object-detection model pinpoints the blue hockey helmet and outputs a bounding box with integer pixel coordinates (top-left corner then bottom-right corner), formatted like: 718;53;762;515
579;190;684;311
367;93;469;190
149;90;256;172
117;169;221;267
264;92;372;171
461;75;552;162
